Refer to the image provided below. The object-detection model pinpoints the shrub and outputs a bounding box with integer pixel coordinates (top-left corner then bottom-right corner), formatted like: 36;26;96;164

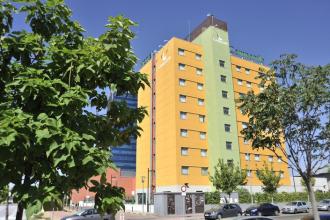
205;191;220;204
237;188;251;203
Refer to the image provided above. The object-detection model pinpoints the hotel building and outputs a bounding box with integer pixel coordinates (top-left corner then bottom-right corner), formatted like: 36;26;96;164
136;16;290;202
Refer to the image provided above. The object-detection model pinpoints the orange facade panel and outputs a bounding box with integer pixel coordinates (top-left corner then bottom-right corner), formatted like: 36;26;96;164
231;55;290;186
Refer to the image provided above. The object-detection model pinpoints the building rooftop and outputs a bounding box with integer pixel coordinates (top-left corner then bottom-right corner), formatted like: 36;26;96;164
186;15;228;41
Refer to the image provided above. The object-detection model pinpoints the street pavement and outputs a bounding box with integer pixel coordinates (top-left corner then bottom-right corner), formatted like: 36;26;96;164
0;205;328;220
122;211;330;220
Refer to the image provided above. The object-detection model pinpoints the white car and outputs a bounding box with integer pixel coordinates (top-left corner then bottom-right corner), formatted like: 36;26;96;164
318;199;330;211
281;201;309;214
61;209;114;220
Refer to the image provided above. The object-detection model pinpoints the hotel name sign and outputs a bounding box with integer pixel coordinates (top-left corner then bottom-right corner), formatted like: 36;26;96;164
230;46;264;64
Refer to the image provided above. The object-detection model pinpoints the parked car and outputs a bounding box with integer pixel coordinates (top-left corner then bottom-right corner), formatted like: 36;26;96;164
204;204;243;219
282;201;309;214
318;199;330;211
244;203;280;216
60;209;114;220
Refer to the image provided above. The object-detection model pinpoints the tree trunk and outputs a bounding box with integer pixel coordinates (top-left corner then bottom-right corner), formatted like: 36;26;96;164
307;181;320;220
15;202;24;220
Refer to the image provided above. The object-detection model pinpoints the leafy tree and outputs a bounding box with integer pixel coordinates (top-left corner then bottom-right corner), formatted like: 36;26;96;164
0;185;9;203
209;159;247;202
89;174;125;217
0;0;148;220
256;163;281;203
240;54;329;220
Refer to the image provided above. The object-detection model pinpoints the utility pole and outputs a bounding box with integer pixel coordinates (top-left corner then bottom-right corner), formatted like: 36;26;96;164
5;193;9;220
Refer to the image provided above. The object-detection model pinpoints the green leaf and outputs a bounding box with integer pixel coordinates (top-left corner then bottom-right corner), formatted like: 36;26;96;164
46;141;59;157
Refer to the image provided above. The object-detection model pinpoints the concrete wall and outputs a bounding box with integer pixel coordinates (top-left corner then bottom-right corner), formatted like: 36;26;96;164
124;204;154;213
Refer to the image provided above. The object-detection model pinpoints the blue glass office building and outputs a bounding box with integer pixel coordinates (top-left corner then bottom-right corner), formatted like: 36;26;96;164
111;94;137;176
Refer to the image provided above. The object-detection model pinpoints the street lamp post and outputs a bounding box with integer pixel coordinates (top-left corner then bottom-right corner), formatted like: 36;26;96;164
289;166;296;192
141;176;146;213
147;168;150;212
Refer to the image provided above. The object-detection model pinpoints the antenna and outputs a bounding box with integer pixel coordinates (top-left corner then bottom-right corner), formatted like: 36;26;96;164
188;20;191;41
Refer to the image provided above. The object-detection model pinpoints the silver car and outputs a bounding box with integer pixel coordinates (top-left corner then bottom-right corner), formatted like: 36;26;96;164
318;199;330;211
281;201;309;214
61;209;114;220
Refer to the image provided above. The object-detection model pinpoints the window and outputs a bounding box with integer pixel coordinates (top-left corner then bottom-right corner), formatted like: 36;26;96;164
196;68;202;75
224;124;231;132
245;68;250;74
201;167;208;176
200;132;206;140
195;54;202;60
219;60;225;67
222;90;228;98
246;81;252;88
255;154;260;161
181;166;189;175
199;115;205;123
277;156;282;163
227;159;233;166
244;139;249;145
201;149;207;157
197;83;203;90
245;153;250;161
180;129;188;137
180;112;187;120
181;147;188;156
179;63;185;70
223;107;229;115
259;84;265;92
242;122;248;129
280;171;284;178
220;75;226;82
259;72;266;78
198;98;204;106
247;170;252;177
237;79;243;85
226;141;232;150
236;66;241;72
179;95;186;103
178;48;185;56
239;93;245;98
179;78;186;86
268;155;273;162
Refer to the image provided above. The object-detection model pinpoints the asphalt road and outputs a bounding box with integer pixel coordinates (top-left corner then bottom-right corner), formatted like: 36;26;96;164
123;211;330;220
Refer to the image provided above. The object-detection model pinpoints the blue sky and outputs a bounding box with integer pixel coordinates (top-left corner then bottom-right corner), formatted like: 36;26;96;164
63;0;330;67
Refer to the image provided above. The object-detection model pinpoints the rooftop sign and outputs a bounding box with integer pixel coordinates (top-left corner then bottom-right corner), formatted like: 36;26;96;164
230;46;264;64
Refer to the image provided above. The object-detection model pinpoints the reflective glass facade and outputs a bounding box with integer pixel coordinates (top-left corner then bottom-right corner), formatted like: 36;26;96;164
111;94;137;176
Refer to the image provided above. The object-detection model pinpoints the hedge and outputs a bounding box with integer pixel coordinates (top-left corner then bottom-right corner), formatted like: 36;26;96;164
205;190;330;204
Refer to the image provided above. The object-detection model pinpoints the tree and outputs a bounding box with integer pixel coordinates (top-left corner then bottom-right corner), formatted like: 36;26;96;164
0;185;9;203
256;163;281;203
0;1;148;220
240;54;329;220
301;177;316;193
209;159;247;202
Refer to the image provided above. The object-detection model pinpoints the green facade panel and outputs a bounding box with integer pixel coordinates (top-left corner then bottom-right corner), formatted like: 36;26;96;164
193;27;240;175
